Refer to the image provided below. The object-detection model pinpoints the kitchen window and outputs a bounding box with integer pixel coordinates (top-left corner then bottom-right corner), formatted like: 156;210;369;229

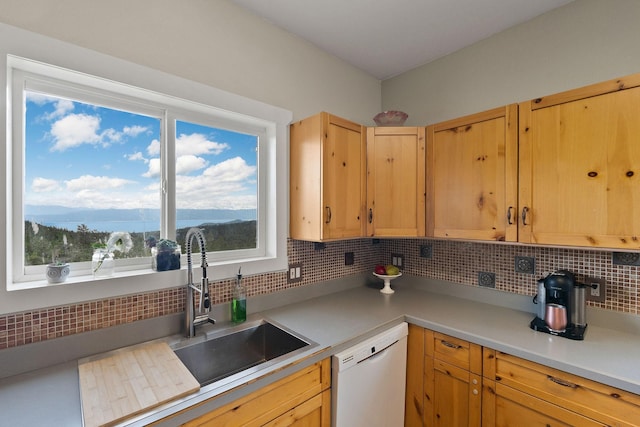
2;51;290;312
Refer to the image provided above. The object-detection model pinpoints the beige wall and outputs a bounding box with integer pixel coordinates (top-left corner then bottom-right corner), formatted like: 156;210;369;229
0;0;381;124
382;0;640;126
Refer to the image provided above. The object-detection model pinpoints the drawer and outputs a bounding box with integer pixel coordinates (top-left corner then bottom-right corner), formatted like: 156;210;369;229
493;352;640;427
432;332;482;374
155;358;331;427
494;382;606;427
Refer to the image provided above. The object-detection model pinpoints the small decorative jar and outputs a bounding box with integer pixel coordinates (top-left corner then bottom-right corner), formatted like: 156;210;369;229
92;248;115;278
46;263;70;284
152;243;181;271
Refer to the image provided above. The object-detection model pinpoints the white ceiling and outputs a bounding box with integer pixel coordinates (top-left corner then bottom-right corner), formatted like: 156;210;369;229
231;0;574;80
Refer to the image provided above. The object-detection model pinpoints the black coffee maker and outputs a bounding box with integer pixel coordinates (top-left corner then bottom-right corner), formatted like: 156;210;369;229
530;270;587;340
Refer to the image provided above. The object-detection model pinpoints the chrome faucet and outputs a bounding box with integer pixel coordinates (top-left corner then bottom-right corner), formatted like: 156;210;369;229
185;227;214;338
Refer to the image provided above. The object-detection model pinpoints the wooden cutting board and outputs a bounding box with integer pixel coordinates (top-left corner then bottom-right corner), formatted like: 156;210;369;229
78;341;200;427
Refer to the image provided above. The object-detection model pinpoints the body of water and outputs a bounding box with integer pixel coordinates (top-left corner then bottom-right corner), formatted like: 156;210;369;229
33;219;235;233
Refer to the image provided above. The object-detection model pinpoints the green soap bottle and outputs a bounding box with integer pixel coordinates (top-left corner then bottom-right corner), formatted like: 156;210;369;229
231;267;246;323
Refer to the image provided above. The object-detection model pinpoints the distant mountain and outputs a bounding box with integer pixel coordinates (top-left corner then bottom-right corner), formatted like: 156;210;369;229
24;206;256;222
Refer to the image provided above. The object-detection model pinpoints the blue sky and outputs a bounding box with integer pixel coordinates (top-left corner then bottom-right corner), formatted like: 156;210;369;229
25;91;258;211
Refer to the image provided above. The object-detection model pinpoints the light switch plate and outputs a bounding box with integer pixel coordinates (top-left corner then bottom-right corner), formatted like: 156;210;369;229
287;262;303;283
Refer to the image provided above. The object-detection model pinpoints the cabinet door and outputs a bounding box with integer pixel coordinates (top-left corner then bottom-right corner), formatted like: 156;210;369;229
366;127;426;237
432;360;481;427
290;113;365;241
427;105;518;241
519;75;640;250
323;115;366;239
405;324;425;426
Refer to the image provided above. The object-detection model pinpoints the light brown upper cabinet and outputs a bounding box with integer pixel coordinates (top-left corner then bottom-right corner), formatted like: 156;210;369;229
290;112;366;241
426;105;518;242
519;74;640;250
366;126;426;237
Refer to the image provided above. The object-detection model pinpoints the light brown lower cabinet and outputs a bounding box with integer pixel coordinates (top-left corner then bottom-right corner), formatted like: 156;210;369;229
405;326;640;427
482;349;640;427
405;324;426;425
152;358;331;427
405;326;481;427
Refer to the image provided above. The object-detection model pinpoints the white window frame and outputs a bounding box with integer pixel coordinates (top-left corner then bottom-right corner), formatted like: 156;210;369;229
0;25;291;315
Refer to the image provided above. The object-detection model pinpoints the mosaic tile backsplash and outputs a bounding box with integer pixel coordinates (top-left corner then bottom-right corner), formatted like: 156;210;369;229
1;238;638;349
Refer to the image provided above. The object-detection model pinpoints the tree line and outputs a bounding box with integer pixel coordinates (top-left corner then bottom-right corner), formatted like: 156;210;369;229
25;220;257;266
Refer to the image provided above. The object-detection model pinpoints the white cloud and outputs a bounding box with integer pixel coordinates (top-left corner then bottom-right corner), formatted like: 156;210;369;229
147;139;160;156
173;157;257;209
64;175;135;191
177;133;229;156
42;99;75;121
26;92;59;105
143;158;161;178
177;192;256;210
49;111;149;151
177;154;208;174
126;151;148;163
123;125;148;137
50;113;101;151
31;177;61;192
101;128;122;145
203;156;255;181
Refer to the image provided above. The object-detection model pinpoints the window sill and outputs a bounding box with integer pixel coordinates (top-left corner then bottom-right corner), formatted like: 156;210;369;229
8;267;172;292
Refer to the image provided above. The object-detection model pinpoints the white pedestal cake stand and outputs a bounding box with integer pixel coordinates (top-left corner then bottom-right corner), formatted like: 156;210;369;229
373;272;402;294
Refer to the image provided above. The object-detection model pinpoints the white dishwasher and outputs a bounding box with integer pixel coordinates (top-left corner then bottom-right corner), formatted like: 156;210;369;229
332;322;408;427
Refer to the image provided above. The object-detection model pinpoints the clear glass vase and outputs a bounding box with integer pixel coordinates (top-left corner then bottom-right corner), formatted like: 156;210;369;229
92;248;114;278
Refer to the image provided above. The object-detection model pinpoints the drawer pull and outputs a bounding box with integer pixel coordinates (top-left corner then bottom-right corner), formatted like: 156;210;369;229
440;340;462;349
547;375;578;389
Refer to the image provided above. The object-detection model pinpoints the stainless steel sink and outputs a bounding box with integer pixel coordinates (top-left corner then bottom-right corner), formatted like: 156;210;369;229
173;320;313;387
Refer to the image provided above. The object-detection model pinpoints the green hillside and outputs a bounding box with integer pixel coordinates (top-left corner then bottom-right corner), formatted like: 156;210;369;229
25;220;257;266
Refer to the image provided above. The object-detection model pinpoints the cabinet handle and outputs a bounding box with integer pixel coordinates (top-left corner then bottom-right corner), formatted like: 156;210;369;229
507;206;514;225
368;208;373;223
547;375;578;389
521;206;530;226
440;340;462;349
325;206;332;224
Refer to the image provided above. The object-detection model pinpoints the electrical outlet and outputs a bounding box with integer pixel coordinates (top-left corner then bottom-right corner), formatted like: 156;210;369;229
419;244;433;258
345;252;354;265
585;277;606;303
391;253;404;269
287;262;303;283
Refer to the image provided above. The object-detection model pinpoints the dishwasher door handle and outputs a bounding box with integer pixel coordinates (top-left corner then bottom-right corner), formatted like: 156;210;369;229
357;339;398;365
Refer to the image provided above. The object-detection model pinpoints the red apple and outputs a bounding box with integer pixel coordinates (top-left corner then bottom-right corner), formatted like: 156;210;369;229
374;265;387;275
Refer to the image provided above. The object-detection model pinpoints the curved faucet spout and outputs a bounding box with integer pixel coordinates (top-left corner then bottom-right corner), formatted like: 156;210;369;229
186;227;207;285
185;227;213;337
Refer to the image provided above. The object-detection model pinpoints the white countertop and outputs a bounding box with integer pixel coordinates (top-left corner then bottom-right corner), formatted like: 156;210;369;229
1;275;640;426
